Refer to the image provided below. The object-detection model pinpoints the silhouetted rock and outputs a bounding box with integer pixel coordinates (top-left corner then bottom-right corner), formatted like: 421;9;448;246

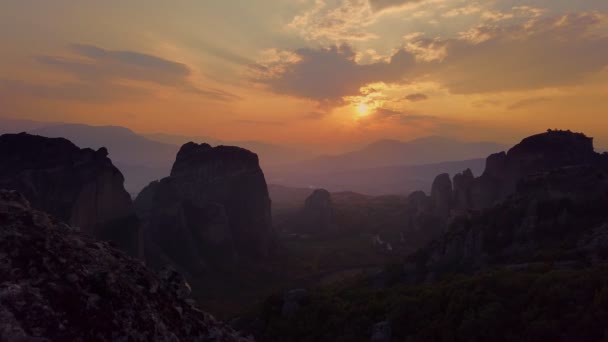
0;189;251;341
0;133;139;256
135;142;274;274
295;189;335;233
452;169;475;210
403;130;608;280
430;173;452;218
471;130;599;209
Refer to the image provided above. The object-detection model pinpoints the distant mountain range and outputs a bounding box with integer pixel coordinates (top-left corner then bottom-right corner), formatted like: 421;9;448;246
282;137;505;173
267;137;506;195
0;117;507;196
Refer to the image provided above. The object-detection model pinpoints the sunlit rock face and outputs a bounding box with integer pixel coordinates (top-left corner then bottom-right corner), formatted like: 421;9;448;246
135;142;275;274
0;189;252;342
0;133;139;256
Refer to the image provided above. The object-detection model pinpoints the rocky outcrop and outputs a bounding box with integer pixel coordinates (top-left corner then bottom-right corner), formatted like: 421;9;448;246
0;190;251;342
135;142;274;274
430;173;452;218
468;130;598;209
408;163;608;279
403;130;608;280
0;133;139;256
295;189;335;234
452;169;475;210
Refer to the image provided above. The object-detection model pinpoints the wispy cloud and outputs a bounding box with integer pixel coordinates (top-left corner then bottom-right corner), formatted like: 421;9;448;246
508;97;551;110
34;44;240;102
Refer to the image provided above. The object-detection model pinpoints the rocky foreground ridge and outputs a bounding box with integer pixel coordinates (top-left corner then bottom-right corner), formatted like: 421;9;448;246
0;133;139;256
0;189;252;341
135;142;275;274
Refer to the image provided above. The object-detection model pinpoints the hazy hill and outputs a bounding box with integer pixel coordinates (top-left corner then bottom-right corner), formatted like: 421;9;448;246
0;117;59;133
267;137;504;195
268;158;487;195
289;136;505;173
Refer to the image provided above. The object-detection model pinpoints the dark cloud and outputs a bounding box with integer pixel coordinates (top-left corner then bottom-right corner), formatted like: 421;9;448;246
368;0;424;12
34;44;240;102
404;93;429;101
252;45;416;104
507;97;551;110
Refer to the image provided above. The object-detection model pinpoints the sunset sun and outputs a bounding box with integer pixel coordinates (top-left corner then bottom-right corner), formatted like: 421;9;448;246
356;103;370;116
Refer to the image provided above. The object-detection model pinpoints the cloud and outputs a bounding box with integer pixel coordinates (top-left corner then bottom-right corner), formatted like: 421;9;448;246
251;44;415;104
260;11;608;106
0;79;151;102
35;44;240;102
404;93;429;101
368;0;424;12
288;0;378;42
417;12;608;93
507;97;551;110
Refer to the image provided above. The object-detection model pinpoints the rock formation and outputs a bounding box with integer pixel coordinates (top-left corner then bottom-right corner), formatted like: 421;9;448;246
430;173;452;218
135;142;274;274
0;133;139;256
466;130;599;209
0;189;251;342
452;168;475;210
295;189;335;234
405;131;608;279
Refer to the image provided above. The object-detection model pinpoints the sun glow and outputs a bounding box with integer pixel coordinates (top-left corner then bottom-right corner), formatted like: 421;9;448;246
356;103;370;116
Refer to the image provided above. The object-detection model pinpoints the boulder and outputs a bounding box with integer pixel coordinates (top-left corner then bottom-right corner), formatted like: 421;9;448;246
0;133;139;256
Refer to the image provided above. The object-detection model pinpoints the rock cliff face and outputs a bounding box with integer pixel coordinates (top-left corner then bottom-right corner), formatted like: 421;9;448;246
430;173;452;218
406;131;608;279
0;133;139;255
295;189;335;234
135;142;274;274
467;130;598;209
0;189;251;342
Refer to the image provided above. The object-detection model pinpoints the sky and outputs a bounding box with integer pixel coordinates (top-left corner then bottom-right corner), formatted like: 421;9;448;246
1;0;608;149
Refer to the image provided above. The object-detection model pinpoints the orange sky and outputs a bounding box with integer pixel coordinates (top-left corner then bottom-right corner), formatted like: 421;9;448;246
1;0;608;149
